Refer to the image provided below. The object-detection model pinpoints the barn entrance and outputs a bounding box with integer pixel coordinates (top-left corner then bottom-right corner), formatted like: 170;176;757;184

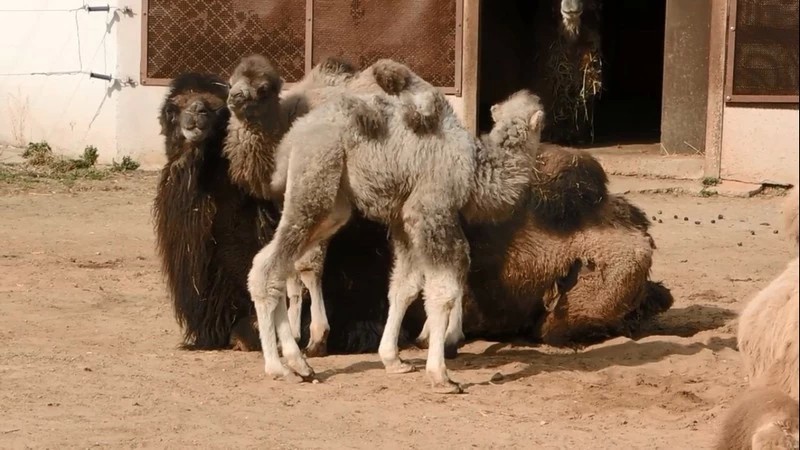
478;0;667;147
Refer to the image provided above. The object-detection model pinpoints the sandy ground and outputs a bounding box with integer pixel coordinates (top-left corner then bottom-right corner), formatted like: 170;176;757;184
0;171;794;449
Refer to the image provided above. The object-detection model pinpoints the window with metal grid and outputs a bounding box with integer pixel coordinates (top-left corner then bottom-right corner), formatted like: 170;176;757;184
725;0;799;103
310;0;462;93
141;0;306;85
141;0;462;93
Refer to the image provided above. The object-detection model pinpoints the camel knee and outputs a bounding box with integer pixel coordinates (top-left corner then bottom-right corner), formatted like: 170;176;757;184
424;269;464;309
248;243;292;306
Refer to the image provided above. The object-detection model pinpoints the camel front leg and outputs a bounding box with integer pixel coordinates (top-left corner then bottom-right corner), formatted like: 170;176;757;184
248;230;314;381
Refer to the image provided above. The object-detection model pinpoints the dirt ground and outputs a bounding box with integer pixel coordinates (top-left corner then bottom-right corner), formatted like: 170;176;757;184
0;171;794;449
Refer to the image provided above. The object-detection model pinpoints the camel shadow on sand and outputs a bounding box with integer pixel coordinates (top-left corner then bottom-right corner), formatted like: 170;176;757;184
314;304;738;385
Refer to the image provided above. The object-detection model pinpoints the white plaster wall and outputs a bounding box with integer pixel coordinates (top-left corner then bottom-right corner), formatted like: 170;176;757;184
0;0;121;161
720;104;799;185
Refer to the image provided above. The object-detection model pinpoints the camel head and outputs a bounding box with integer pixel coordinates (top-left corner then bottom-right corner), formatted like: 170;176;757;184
227;54;283;121
159;72;229;154
489;90;546;152
559;0;585;40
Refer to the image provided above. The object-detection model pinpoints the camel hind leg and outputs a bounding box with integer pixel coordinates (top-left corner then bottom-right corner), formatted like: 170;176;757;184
286;273;304;341
284;241;333;356
248;145;349;380
415;298;464;359
295;241;331;357
404;199;469;393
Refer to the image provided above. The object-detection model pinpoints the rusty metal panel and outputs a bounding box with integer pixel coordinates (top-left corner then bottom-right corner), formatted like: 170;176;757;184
725;0;799;103
310;0;462;93
141;0;306;86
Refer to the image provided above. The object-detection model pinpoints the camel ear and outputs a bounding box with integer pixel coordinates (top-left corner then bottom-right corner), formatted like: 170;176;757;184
529;110;545;132
490;104;498;120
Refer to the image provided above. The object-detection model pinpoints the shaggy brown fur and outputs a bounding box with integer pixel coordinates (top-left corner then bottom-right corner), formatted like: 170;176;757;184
461;177;670;346
716;387;799;450
223;55;286;200
153;72;279;350
531;146;608;227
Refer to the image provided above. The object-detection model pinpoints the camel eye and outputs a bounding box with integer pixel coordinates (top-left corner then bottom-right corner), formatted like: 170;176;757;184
166;104;180;122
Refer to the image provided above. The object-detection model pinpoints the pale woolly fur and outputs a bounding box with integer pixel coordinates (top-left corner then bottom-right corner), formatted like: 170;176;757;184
737;187;800;401
271;58;442;196
559;0;584;41
225;55;452;356
247;86;545;392
785;183;799;249
715;386;798;450
463;91;545;223
717;185;800;449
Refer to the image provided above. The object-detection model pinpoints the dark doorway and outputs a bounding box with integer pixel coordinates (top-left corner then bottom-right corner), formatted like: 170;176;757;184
593;0;666;144
477;1;538;134
478;0;667;146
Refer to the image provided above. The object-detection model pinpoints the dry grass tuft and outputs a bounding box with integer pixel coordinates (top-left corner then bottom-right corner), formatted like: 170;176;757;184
0;142;131;187
546;36;603;140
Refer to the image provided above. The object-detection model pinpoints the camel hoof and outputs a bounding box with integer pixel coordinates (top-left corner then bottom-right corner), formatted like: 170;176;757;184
264;362;293;380
285;358;315;382
431;380;464;395
278;372;308;383
385;360;417;375
304;340;328;358
230;337;251;352
444;343;459;360
230;317;261;351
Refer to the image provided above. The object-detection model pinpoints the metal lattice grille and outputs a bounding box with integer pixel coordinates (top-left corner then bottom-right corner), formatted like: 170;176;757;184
730;0;799;98
144;0;306;83
311;0;458;89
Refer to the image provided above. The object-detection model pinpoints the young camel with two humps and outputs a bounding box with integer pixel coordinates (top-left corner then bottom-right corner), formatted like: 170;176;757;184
246;87;545;393
223;55;446;356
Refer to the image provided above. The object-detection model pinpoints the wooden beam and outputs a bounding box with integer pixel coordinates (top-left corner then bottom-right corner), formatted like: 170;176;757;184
460;0;480;134
704;0;729;178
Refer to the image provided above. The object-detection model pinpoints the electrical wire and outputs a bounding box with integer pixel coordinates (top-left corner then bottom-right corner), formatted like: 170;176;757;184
0;5;130;13
0;70;89;77
0;4;133;82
